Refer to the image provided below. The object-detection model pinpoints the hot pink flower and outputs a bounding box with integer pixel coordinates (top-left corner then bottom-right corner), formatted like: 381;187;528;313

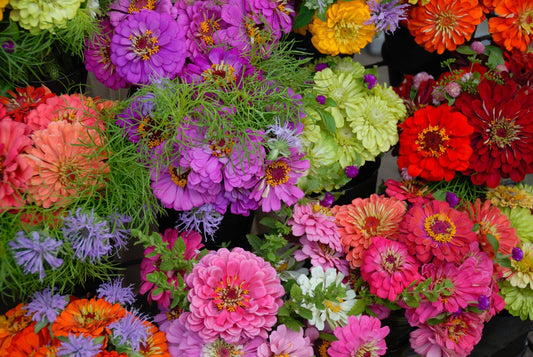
328;315;390;357
410;311;485;357
289;201;343;251
257;325;313;357
294;235;350;277
399;200;477;264
185;247;284;343
0;118;33;210
361;237;421;302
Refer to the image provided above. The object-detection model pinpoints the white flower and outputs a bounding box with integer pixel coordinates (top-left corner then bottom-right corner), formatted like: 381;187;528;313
296;266;357;331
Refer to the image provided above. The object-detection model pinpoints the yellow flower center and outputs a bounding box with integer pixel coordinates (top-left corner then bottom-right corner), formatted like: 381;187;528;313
200;19;221;46
488;118;518;148
210;138;234;157
265;161;290;187
354;342;378;357
519;9;533;34
206;339;243;357
202;63;237;85
424;213;456;243
169;167;189;187
213;275;251;312
382;249;403;273
416;125;449;157
130;29;160;61
446;317;467;343
128;0;156;13
335;21;363;44
57;161;79;186
318;340;331;357
514;251;533;274
137;116;167;148
324;297;344;313
435;11;457;34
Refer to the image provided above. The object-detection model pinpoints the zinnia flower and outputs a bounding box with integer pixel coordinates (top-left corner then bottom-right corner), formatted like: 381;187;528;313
0;303;34;356
8;231;64;280
8;0;83;33
399;200;477;264
499;280;533;320
0;85;53;123
504;241;533;289
384;178;434;206
26;121;108;208
488;0;533;52
257;325;314;357
328;314;390;357
486;184;533;210
0;118;33;210
334;194;406;268
455;79;533;187
360;236;421;302
407;0;484;54
108;0;175;27
110;9;187;85
52;298;126;339
294;236;350;277
185;247;284;343
308;0;376;56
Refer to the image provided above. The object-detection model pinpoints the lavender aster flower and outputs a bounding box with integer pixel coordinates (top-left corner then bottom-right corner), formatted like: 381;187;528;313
365;0;409;34
267;118;303;155
8;231;63;280
179;203;224;240
108;211;132;253
62;208;114;263
109;313;150;352
26;288;68;324
97;277;136;305
110;9;187;85
363;74;377;89
57;334;102;357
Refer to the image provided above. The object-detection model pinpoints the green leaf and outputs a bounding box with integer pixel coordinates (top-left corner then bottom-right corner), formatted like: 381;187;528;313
318;109;336;134
292;6;315;29
318;332;338;342
486;45;505;68
325;98;337;107
427;312;448;325
456;46;478;56
34;319;48;333
297;306;314;320
317;9;327;22
282;316;305;332
347;298;367;316
152;288;164;297
486;233;500;254
432;190;447;202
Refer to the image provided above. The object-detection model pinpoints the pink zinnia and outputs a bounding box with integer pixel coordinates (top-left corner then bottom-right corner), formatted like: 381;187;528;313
399;200;477;264
257;325;313;357
289;201;343;251
250;148;309;212
328;315;390;357
0;118;33;210
410;311;485;357
139;228;203;309
294;235;350;277
185;247;284;343
360;236;421;302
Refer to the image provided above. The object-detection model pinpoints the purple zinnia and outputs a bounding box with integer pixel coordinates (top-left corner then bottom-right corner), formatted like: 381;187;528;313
247;0;295;34
224;187;260;216
56;334;102;357
62;208;114;263
115;93;161;147
345;165;359;178
178;203;225;240
110;9;187;85
8;231;63;280
84;18;130;90
365;0;409;34
97;277;136;305
26;288;68;324
109;313;150;352
222;133;265;191
251;147;310;212
363;74;377;89
108;0;176;27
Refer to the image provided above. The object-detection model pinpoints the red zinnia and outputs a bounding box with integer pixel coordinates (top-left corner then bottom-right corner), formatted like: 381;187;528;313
0;85;53;123
397;104;474;182
455;78;533;188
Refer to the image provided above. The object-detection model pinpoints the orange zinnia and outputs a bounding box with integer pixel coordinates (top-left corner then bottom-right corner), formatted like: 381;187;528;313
407;0;484;54
0;303;33;355
488;0;533;52
6;321;52;357
51;298;126;341
137;320;170;357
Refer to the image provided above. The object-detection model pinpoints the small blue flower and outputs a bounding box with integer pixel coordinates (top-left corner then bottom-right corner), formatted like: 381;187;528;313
108;211;132;254
62;208;114;263
26;288;68;324
97;277;136;305
56;334;101;357
109;313;149;352
267;119;303;152
8;231;63;280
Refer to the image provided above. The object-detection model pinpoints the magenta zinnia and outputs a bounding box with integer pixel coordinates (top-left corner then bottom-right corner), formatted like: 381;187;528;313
360;236;421;302
185;247;284;343
399;200;477;264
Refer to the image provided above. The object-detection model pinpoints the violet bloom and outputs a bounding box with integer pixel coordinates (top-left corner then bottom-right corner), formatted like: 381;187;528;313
178;203;225;240
363;74;377;89
320;192;335;207
345;165;359;178
8;231;63;280
365;0;409;34
108;0;175;27
97;277;136;305
62;208;114;263
315;62;328;72
84;18;130;90
223;133;265;191
512;247;524;261
445;192;459;207
478;295;490;311
247;0;295;34
109;313;150;352
57;334;102;357
267;118;304;155
108;211;132;253
2;39;15;53
26;288;68;324
316;94;326;105
257;324;314;357
224;187;260;216
110;9;187;85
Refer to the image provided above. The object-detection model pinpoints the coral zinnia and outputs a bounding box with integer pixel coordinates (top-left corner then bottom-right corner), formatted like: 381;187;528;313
334;194;406;268
455;78;533;188
328;314;389;357
360;237;421;302
185;247;284;343
488;0;533;52
26;121;108;208
308;0;376;56
51;298;126;339
397;104;474;182
399;200;477;264
407;0;484;54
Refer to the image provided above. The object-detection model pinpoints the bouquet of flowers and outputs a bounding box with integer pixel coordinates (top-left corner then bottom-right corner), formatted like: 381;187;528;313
0;278;170;356
0;85;160;302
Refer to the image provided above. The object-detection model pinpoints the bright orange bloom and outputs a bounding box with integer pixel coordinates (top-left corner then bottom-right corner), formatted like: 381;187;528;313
138;320;170;357
6;322;53;357
488;0;533;52
51;298;126;341
0;303;33;355
407;0;484;54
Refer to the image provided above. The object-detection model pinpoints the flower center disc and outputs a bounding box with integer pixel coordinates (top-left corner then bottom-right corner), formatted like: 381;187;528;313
130;30;160;61
424;213;456;243
213;275;251;312
169;167;189;187
416;126;449;157
266;161;290;187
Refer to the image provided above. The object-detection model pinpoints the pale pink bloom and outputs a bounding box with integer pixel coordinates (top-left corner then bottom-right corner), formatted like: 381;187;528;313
294;235;349;277
257;325;314;357
328;315;389;357
185;247;284;343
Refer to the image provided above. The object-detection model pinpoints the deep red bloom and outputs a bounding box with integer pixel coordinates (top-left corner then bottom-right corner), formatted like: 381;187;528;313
0;85;54;123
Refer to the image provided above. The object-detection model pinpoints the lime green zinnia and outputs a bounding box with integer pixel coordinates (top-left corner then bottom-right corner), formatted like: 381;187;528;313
9;0;83;33
329;56;366;77
335;123;367;168
500;206;533;243
500;280;533;321
371;84;408;121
